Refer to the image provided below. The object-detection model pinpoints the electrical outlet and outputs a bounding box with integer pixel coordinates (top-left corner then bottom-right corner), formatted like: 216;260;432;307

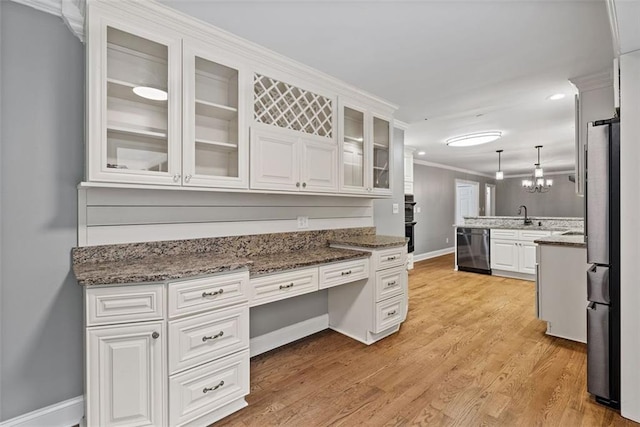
416;206;421;213
297;216;309;229
392;203;399;214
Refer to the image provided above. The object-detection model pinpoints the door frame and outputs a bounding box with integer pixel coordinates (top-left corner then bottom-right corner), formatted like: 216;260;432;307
454;179;480;225
485;183;496;216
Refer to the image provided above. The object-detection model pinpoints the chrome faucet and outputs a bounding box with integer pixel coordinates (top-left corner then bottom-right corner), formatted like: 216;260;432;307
518;205;532;225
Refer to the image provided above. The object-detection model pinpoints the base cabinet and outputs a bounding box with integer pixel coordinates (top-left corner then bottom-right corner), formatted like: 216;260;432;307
490;229;551;279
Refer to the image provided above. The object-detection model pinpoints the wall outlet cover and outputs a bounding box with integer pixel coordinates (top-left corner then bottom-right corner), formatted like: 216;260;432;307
297;216;309;228
416;206;421;213
392;203;399;214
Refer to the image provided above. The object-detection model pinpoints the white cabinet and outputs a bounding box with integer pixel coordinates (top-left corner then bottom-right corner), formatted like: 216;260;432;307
404;149;414;195
490;229;551;279
250;127;338;193
86;322;166;427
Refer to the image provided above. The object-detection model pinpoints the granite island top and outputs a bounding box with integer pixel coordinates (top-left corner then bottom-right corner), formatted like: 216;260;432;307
534;234;586;248
453;223;583;232
328;235;409;248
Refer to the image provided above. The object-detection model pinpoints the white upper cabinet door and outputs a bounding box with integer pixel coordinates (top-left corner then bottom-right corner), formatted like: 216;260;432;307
520;242;538;275
339;100;371;194
372;114;393;195
182;39;248;189
250;127;300;191
404;151;414;182
300;138;339;193
490;239;519;272
87;11;182;185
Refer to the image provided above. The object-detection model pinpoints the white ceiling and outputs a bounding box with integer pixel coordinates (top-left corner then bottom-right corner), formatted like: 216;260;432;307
161;0;614;176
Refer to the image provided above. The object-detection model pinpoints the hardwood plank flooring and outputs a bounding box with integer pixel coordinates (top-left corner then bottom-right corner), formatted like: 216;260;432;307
216;254;635;426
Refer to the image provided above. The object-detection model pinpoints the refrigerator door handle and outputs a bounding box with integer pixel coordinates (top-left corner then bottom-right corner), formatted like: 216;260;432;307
587;265;610;304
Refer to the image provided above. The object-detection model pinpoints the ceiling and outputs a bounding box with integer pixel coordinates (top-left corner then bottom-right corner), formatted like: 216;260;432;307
161;0;614;176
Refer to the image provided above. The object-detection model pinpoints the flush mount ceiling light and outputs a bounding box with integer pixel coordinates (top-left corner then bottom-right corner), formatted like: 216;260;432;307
133;86;168;101
547;93;565;101
446;131;502;147
495;149;504;180
417;151;426;156
522;145;553;193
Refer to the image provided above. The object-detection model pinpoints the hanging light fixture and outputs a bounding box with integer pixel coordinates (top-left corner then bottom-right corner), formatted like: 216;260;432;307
495;149;504;180
522;145;553;193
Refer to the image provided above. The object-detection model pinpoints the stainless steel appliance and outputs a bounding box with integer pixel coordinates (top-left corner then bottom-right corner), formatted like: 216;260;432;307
456;228;491;274
405;195;416;254
585;118;620;408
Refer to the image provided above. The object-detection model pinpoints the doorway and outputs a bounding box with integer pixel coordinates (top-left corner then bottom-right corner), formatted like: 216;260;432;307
485;183;496;216
455;179;480;225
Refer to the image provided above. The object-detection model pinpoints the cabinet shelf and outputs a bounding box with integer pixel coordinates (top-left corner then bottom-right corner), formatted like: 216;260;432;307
373;143;389;149
107;78;168;106
195;99;238;120
108;123;167;140
344;135;364;143
195;138;238;151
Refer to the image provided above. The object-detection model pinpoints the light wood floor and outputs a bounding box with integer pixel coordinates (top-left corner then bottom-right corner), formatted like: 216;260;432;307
216;254;636;426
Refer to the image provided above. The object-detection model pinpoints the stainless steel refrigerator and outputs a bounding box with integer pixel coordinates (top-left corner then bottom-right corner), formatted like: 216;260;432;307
585;118;620;408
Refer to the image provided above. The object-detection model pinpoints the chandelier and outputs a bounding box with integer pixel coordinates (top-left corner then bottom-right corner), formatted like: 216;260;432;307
522;145;553;193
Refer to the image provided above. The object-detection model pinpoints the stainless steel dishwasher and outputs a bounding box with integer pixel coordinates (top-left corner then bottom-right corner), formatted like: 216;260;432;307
456;228;491;274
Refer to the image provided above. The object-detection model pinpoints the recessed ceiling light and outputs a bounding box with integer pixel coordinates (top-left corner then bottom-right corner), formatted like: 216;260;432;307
547;93;565;101
446;131;502;147
133;86;168;101
417;151;426;156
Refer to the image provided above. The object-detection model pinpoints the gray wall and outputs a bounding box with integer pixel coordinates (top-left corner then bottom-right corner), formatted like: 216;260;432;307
496;175;584;217
373;128;405;236
413;163;496;255
0;2;84;421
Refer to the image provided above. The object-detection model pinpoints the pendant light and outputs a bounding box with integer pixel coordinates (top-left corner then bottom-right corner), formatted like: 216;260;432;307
522;145;553;193
495;149;504;180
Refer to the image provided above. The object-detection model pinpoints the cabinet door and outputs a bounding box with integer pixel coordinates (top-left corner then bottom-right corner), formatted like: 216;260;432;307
404;152;413;182
490;239;519;272
300;138;339;192
339;102;371;194
87;13;182;185
250;127;300;191
87;322;166;427
520;242;538;275
372;114;393;194
182;39;248;188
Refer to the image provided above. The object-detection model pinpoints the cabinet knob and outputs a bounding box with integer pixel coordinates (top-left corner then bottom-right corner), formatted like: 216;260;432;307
152;332;160;339
296;182;300;188
302;182;307;188
173;174;181;182
185;174;192;183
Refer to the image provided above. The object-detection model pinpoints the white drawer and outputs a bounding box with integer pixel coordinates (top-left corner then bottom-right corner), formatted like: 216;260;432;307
249;268;319;307
374;246;407;271
375;267;405;302
373;294;404;334
85;284;164;326
169;350;249;427
490;229;519;240
169;304;249;375
518;229;551;242
319;258;369;290
168;271;249;319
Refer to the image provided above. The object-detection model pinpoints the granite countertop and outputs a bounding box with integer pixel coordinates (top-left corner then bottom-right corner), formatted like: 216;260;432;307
534;234;586;248
74;246;371;286
453;224;580;232
329;235;408;248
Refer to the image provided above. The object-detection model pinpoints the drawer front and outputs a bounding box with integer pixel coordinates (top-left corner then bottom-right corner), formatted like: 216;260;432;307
168;271;249;319
491;229;518;240
374;246;407;271
249;268;319;307
374;294;404;333
518;230;552;242
169;350;249;427
86;284;164;326
375;267;405;302
319;258;369;290
169;304;249;375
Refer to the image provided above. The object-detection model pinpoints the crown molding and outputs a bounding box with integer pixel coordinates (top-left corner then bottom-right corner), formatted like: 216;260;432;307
10;0;85;41
394;120;409;131
569;69;613;92
606;0;621;57
413;159;494;179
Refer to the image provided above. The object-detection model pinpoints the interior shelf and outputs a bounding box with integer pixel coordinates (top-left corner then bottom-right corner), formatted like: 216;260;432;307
344;135;364;143
107;78;168;106
108;123;167;140
195;99;237;120
195;138;238;150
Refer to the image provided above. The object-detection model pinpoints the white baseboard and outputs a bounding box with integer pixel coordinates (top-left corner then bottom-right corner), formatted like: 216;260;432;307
0;396;84;427
249;314;329;357
414;247;455;262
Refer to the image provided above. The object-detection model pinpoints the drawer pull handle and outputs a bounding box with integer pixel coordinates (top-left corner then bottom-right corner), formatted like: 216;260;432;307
279;283;294;290
202;289;224;298
203;381;224;393
202;331;224;342
387;256;397;261
341;270;352;276
388;281;397;287
387;310;397;317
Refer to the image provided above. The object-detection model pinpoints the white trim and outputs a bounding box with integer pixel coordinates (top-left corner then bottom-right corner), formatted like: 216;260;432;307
485;183;496;216
413;159;494;179
413;247;455;262
0;396;84;427
491;269;535;282
569;69;613;93
454;179;480;226
394;120;409;131
249;314;328;357
606;0;621;57
503;170;575;179
9;0;85;41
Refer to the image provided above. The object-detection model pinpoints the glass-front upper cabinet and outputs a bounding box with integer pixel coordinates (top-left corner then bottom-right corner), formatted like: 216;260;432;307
372;115;392;193
87;14;182;185
339;101;371;193
182;40;247;188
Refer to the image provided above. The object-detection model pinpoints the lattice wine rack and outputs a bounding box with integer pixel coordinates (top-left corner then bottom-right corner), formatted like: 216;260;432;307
254;74;333;138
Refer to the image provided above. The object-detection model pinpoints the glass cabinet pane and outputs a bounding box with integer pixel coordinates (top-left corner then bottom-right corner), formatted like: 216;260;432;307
193;57;239;178
106;27;169;172
373;117;390;189
343;107;365;188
